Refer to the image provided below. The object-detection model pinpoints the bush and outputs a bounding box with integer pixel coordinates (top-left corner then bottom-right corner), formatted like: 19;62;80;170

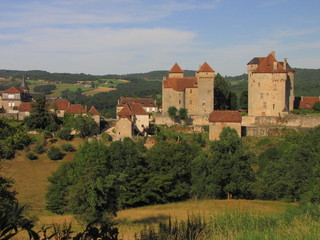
61;143;76;152
313;101;320;112
26;152;38;160
34;143;45;154
101;133;112;142
47;146;63;160
57;128;73;141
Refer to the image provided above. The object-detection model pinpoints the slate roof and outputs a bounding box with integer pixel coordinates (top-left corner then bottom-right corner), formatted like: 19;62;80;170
54;99;70;110
299;96;320;109
19;102;32;112
65;104;86;114
169;63;184;73
209;110;242;123
163;77;198;91
118;103;148;117
88;106;99;115
118;97;157;108
4;87;25;94
197;62;215;73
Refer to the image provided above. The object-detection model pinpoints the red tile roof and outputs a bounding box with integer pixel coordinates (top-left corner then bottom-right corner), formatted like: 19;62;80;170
299;96;320;109
118;103;148;117
163;77;197;91
253;53;287;73
197;62;215;73
169;63;183;73
88;106;99;115
54;99;70;110
4;87;25;94
209;110;242;123
118;97;157;107
19;102;32;112
65;104;86;114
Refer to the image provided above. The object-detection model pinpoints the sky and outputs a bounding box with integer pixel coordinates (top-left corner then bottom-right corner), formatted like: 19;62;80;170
0;0;320;76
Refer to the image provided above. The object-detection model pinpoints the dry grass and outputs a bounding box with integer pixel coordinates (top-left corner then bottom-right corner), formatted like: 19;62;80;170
83;86;116;96
116;199;292;240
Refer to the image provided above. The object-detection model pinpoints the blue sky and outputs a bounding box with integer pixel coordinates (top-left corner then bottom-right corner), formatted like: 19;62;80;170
0;0;319;76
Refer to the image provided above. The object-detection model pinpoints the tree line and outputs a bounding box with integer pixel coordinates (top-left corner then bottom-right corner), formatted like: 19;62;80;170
46;126;320;224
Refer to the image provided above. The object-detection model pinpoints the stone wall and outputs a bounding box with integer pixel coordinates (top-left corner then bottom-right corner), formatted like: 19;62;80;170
243;115;320;128
209;122;241;140
245;126;311;137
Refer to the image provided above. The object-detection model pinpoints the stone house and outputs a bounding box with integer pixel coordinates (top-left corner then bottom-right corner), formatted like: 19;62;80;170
117;97;158;116
162;62;215;117
18;102;32;120
247;51;295;117
117;102;149;135
1;87;31;113
53;99;70;117
208;110;242;140
115;117;132;140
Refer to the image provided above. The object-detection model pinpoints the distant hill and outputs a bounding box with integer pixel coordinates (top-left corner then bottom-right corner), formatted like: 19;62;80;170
1;68;318;97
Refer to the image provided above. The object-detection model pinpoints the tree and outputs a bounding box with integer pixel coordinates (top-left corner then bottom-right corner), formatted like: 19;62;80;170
214;73;230;110
33;84;56;95
191;127;255;199
239;90;248;110
65;115;99;138
47;146;63;160
178;108;188;120
228;91;238;110
313;101;320;112
24;96;59;130
167;106;178;120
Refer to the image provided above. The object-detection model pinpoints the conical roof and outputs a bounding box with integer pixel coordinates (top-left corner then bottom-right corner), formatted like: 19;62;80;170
197;62;215;73
169;63;183;73
20;77;29;91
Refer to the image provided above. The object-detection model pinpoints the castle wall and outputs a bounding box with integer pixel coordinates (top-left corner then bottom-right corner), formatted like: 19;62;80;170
185;88;199;115
162;87;185;115
248;72;287;117
197;72;214;116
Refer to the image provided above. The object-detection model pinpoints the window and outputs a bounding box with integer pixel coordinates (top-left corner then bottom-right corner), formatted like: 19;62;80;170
260;93;264;99
179;100;181;104
189;100;192;105
273;104;275;109
190;89;192;93
263;102;267;109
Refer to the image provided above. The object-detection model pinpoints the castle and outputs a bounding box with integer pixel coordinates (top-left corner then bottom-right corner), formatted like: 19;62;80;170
162;62;215;116
247;51;295;117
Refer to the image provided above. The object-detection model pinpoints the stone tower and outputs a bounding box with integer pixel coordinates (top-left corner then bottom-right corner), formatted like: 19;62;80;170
20;76;29;94
247;51;295;117
162;62;215;116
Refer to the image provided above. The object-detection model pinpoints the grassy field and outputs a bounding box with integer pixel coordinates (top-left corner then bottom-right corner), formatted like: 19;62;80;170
82;86;116;96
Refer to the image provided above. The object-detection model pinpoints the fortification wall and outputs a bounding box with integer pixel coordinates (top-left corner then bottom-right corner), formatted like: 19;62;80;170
245;126;312;137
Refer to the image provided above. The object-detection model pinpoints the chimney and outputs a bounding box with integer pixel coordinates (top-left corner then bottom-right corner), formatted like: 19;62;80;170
271;51;275;57
273;62;277;71
283;58;287;70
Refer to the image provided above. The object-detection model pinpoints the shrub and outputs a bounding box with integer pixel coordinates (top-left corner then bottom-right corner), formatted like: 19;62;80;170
26;152;38;160
101;133;112;142
57;128;73;141
47;146;63;160
61;143;76;152
313;101;320;112
34;143;45;154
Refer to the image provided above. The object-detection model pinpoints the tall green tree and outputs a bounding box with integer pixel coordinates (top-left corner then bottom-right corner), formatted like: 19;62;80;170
64;114;99;138
24;96;59;130
191;127;255;199
214;73;230;110
239;90;248;110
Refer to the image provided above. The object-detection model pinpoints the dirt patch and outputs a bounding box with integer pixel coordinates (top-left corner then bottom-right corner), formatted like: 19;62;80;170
83;86;116;96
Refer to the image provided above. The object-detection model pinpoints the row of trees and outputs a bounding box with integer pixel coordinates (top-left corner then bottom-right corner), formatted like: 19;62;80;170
46;126;320;224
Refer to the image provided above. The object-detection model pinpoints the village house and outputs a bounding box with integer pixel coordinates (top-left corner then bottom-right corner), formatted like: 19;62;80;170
116;97;158;117
247;51;295;117
162;62;215;117
298;96;320;109
208;110;242;140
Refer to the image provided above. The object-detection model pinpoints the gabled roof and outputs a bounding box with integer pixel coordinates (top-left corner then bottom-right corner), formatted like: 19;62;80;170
19;102;32;112
253;53;287;73
65;104;86;114
118;103;148;117
209;110;242;123
169;63;184;73
197;62;215;73
247;57;265;65
163;77;197;91
88;106;99;115
54;99;70;110
4;87;25;94
299;96;320;109
118;97;157;108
